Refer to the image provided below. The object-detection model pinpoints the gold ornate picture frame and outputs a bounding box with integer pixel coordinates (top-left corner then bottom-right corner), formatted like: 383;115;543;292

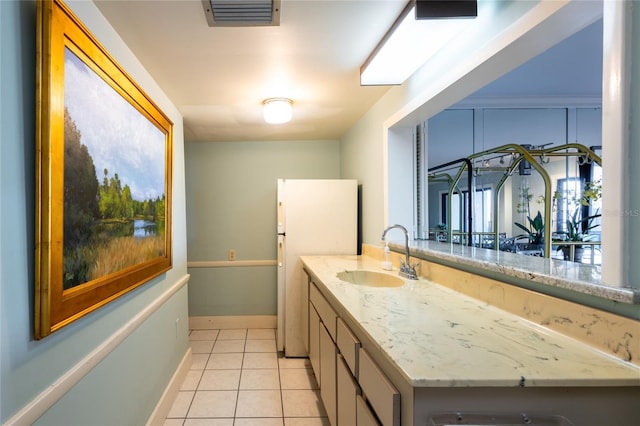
35;0;173;339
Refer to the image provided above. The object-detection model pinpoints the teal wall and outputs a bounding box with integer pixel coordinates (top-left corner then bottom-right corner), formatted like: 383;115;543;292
0;1;189;424
185;140;341;316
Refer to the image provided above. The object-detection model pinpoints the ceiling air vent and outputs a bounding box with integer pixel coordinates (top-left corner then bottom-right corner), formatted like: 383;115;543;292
202;0;281;27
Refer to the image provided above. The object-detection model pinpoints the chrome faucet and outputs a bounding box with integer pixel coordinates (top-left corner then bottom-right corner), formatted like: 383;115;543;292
381;224;419;280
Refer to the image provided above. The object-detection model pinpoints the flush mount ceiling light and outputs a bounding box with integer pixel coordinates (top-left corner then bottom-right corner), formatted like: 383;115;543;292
263;98;293;124
360;0;477;86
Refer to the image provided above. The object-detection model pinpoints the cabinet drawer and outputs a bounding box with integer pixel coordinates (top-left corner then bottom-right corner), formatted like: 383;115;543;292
358;348;400;426
356;395;381;426
310;283;337;340
337;317;360;378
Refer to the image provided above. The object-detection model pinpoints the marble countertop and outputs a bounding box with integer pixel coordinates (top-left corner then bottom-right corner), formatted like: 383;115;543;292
388;239;640;304
301;254;640;388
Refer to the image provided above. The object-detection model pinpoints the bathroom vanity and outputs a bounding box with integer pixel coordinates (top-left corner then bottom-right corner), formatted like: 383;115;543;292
301;254;640;426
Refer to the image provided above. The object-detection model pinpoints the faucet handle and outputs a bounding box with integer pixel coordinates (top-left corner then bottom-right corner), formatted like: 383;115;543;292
410;261;420;276
399;260;420;280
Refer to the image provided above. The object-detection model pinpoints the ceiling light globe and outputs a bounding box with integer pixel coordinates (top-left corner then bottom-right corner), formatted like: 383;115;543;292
263;98;293;124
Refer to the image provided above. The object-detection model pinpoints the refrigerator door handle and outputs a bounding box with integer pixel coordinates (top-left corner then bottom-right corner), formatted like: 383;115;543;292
278;239;284;267
277;200;285;234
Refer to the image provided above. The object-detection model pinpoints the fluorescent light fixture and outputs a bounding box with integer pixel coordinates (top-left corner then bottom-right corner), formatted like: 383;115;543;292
263;98;293;124
360;1;475;86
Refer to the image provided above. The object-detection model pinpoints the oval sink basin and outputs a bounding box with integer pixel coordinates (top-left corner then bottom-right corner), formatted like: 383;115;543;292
336;270;404;287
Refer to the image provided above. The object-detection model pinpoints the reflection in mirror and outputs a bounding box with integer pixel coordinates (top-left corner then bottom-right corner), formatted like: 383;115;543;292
385;0;640;316
423;19;606;263
427;140;602;263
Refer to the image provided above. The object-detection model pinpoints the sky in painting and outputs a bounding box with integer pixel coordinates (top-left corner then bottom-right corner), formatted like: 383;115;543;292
64;48;165;201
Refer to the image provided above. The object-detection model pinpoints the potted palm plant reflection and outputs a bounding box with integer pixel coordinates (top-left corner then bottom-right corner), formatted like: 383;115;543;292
557;207;601;261
556;179;602;262
514;210;545;250
513;186;545;254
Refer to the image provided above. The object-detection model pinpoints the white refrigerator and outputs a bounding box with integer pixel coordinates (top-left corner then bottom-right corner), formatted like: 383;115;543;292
276;179;358;357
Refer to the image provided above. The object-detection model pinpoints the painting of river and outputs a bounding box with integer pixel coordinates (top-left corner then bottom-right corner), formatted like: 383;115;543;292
63;47;167;289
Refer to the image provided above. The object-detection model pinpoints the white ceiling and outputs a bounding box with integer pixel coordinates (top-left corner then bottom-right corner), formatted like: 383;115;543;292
94;0;601;143
94;0;406;142
468;17;602;100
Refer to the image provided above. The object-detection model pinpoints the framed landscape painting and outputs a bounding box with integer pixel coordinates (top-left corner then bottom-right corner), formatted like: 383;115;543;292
35;0;173;339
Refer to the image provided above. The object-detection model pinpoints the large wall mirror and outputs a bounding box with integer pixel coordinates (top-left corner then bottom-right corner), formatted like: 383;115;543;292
426;19;603;264
386;1;636;307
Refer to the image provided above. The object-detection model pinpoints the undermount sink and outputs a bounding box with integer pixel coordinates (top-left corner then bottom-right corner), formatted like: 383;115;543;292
336;270;405;287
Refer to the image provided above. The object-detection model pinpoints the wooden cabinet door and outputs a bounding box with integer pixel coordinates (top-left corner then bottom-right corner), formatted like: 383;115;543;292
337;354;358;426
309;303;320;384
302;271;310;353
356;395;381;426
320;323;337;425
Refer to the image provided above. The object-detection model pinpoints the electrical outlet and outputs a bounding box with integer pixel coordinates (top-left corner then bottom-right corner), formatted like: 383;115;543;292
228;249;236;261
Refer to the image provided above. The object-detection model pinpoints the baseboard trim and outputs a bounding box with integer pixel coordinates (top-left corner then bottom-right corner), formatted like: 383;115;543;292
189;315;277;330
146;347;192;426
4;274;190;426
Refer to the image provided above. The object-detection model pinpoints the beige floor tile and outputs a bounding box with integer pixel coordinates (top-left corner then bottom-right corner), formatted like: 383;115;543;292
279;368;318;390
184;419;233;426
198;369;241;390
181;369;204;391
213;339;246;353
190;330;220;341
206;352;244;370
278;357;311;369
281;390;326;418
240;369;280;390
284;418;330;426
243;352;278;369
235;390;283;417
191;353;210;370
245;339;276;353
247;329;276;340
234;419;284;426
163;419;184;426
191;341;214;354
218;328;247;340
188;390;237;418
167;330;328;425
167;390;194;418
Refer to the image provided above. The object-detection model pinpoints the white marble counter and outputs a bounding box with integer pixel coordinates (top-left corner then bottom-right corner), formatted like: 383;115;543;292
388;239;639;304
301;254;640;388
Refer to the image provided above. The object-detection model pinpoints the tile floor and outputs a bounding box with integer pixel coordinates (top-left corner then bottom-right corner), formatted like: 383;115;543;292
164;328;329;426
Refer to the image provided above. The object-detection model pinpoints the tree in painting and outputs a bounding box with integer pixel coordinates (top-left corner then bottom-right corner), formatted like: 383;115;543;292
63;108;100;285
62;109;165;289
